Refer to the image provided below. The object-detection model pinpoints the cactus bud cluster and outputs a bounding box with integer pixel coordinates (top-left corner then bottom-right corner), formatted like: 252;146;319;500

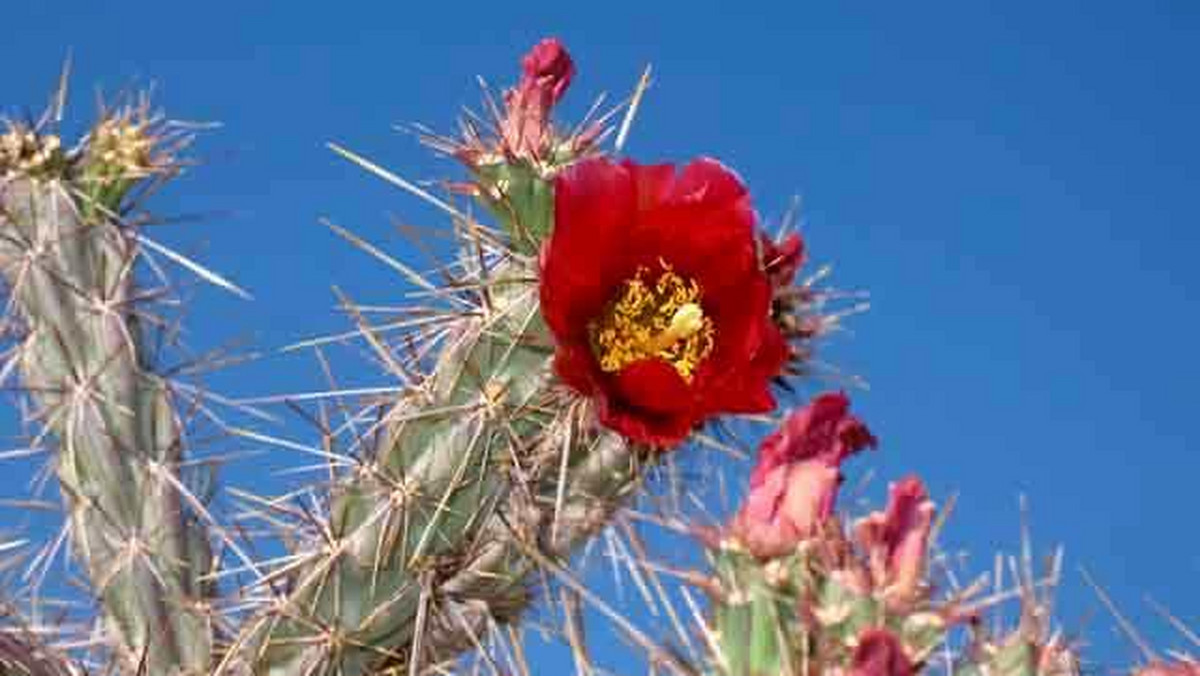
704;395;947;676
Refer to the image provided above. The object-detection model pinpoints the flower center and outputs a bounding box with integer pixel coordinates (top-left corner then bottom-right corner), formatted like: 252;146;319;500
588;261;716;380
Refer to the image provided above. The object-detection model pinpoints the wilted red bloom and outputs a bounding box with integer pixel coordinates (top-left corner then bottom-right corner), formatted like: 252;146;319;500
760;232;805;289
750;391;877;488
540;157;788;446
501;38;575;158
727;393;876;558
849;629;914;676
854;476;935;607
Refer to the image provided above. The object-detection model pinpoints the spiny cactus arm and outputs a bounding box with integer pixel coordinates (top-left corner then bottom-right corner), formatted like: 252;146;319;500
417;407;646;663
0;112;214;676
226;257;651;676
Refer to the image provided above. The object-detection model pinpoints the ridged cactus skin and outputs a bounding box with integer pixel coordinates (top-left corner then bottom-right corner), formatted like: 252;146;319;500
0;118;213;676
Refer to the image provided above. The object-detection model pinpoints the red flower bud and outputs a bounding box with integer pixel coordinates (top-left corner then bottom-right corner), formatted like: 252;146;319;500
728;393;875;558
750;391;877;489
730;458;841;559
501;38;575;159
519;38;575;108
854;476;935;607
849;629;914;676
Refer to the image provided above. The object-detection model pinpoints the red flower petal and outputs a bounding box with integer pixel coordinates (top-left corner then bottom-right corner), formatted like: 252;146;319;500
625;161;675;211
540;159;637;338
552;342;601;396
672;157;749;206
613;359;693;415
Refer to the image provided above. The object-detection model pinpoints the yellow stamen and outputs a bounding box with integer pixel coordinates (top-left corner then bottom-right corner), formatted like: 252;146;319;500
589;263;716;380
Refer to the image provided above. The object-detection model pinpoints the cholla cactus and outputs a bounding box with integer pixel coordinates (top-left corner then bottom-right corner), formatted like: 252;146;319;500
0;98;213;676
0;37;1184;676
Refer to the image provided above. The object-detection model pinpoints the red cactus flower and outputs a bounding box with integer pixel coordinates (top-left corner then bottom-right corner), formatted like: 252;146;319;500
849;629;914;676
501;38;575;158
540;157;789;446
727;393;876;558
854;476;935;607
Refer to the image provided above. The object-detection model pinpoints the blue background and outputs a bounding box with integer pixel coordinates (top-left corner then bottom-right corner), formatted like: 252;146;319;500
2;1;1197;672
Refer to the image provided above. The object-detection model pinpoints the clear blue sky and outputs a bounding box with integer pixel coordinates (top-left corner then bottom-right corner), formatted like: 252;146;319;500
3;1;1197;672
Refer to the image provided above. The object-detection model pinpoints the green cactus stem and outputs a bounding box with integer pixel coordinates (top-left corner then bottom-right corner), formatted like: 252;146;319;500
224;240;655;675
0;116;213;676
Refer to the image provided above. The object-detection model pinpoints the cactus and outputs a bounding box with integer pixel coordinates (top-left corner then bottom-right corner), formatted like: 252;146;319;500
0;101;215;676
0;38;1189;676
222;250;646;675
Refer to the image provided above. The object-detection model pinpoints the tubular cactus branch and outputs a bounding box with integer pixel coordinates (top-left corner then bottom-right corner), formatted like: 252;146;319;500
0;118;213;676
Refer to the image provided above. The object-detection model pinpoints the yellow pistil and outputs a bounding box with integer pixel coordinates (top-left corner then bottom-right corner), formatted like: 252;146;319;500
589;262;716;380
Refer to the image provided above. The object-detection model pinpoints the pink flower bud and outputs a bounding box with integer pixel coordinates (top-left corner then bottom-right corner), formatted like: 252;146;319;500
750;391;877;489
519;38;575;108
730;458;841;559
730;393;876;559
501;38;575;159
854;476;935;607
849;629;913;676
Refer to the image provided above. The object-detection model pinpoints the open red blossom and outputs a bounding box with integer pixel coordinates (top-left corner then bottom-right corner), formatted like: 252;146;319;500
540;157;788;446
